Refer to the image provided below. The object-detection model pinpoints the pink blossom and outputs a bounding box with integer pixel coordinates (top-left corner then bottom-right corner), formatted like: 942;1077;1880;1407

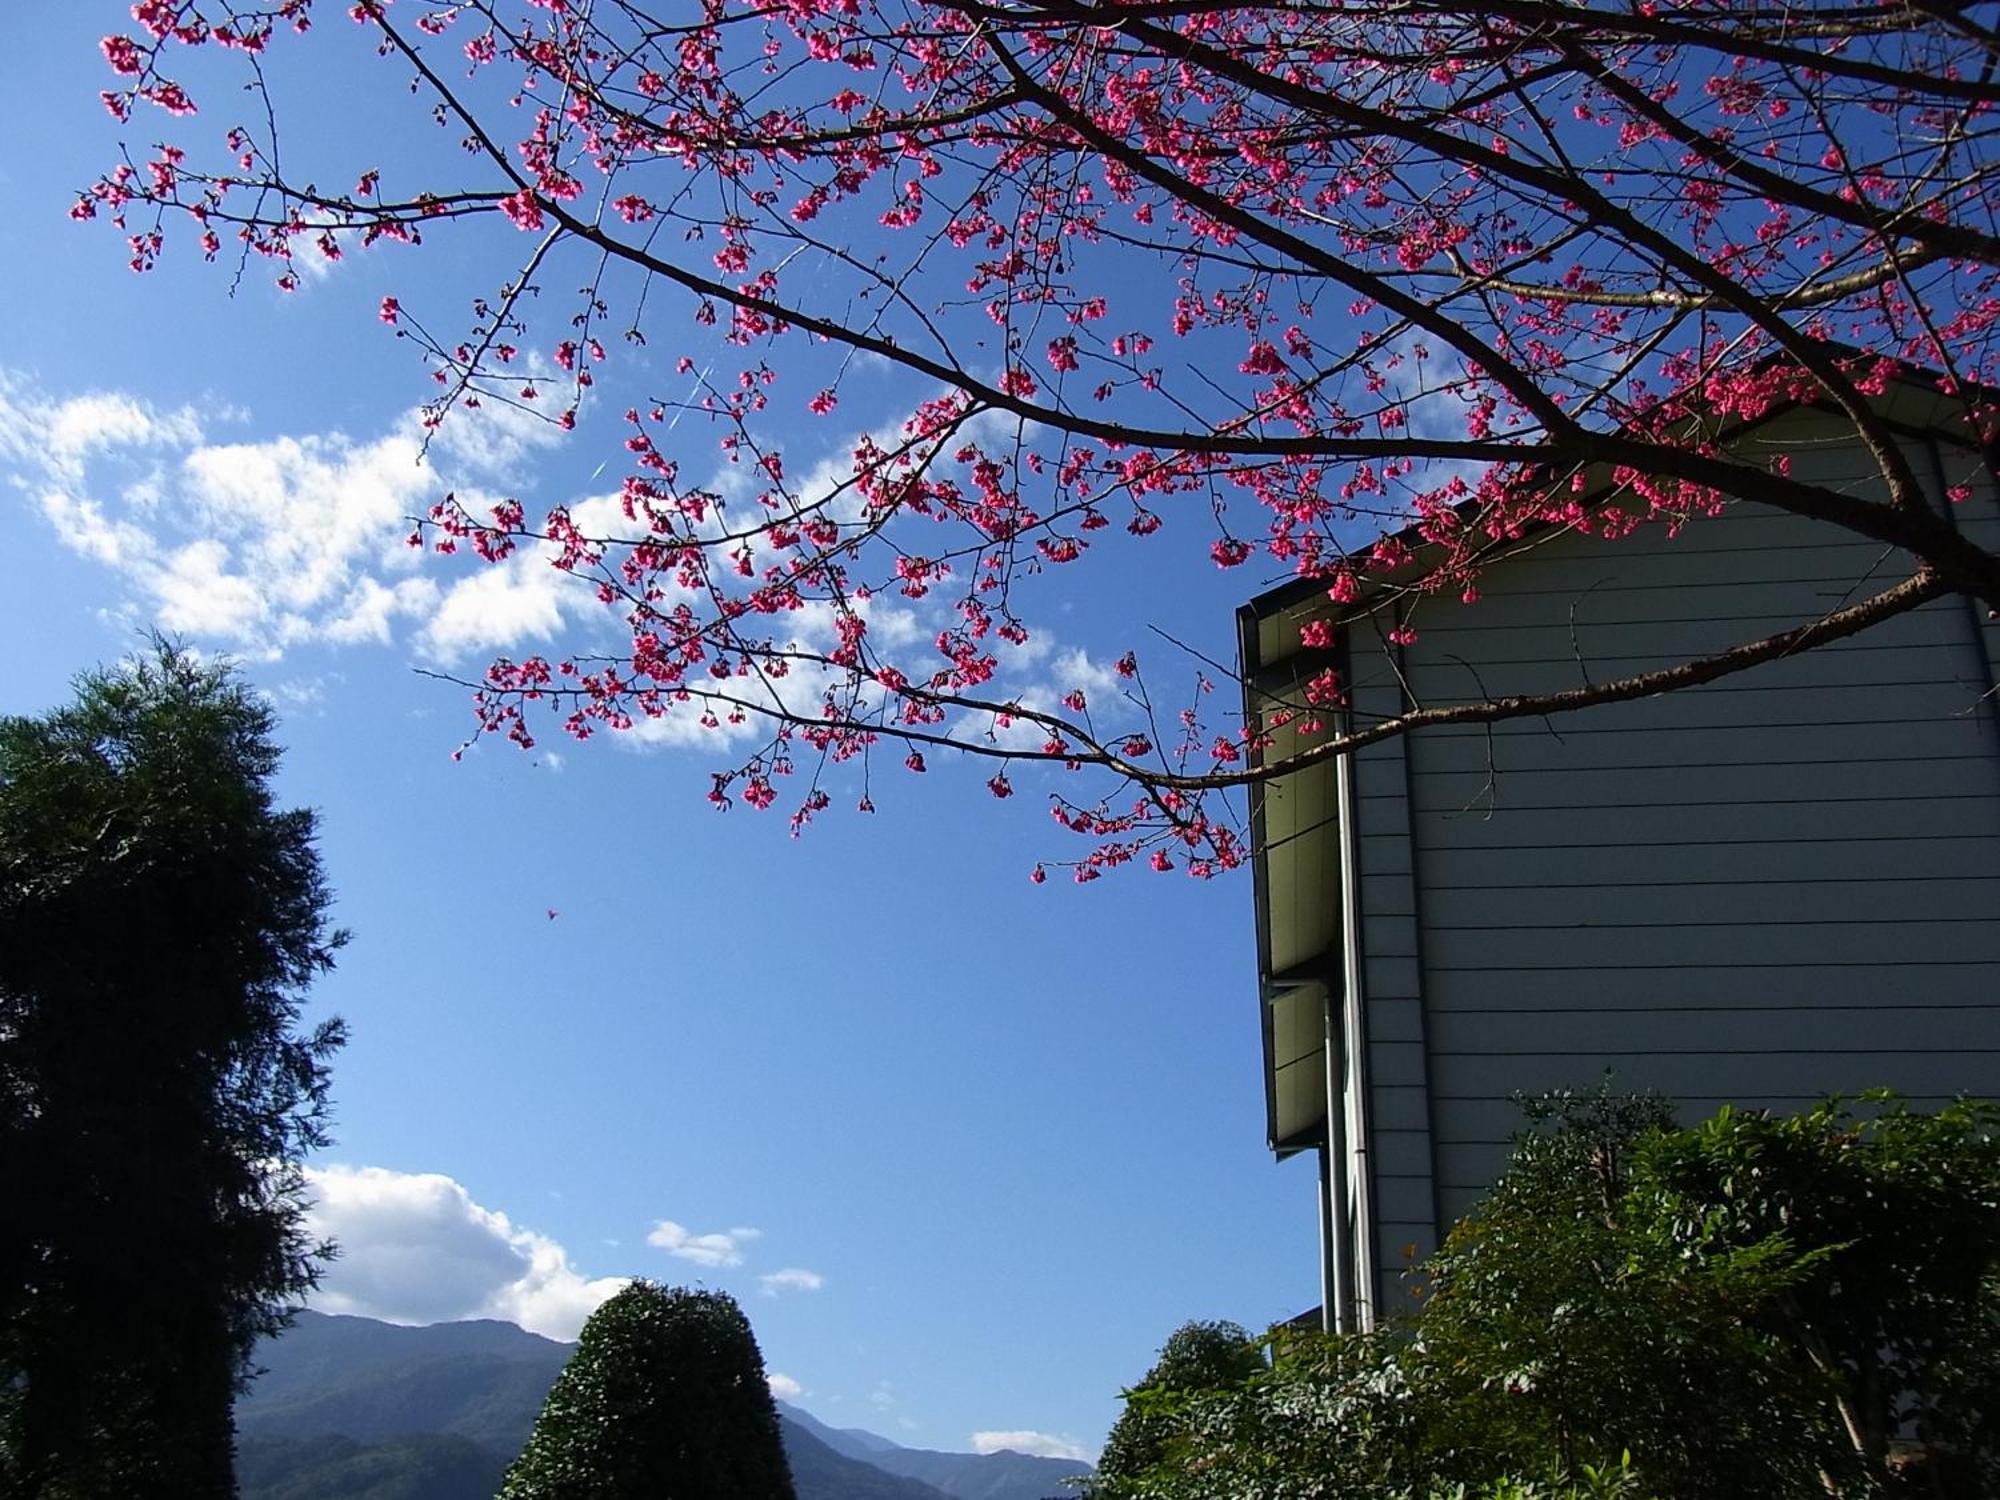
498;190;544;231
1211;539;1251;568
101;35;144;76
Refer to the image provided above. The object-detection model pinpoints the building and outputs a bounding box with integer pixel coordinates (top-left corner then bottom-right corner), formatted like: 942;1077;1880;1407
1238;379;2000;1332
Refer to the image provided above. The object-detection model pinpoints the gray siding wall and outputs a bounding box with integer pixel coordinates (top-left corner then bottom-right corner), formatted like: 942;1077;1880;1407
1340;411;2000;1310
1348;656;1441;1306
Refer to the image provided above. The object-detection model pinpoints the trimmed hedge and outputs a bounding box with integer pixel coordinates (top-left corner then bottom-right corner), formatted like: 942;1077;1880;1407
501;1283;796;1499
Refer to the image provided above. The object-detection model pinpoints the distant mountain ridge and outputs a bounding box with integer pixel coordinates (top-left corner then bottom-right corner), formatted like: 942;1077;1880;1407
236;1311;1087;1500
239;1313;568;1457
778;1404;1089;1500
784;1402;910;1459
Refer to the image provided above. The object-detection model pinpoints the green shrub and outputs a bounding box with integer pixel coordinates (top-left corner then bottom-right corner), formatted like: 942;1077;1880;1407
1403;1088;1833;1497
1088;1091;2000;1500
500;1282;796;1499
1628;1094;2000;1492
1093;1320;1266;1488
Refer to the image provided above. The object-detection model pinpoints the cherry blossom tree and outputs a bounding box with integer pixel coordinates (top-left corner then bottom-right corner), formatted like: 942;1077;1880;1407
83;0;2000;878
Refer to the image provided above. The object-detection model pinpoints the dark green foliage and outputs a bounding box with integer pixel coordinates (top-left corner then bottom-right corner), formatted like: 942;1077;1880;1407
1086;1091;2000;1500
1083;1321;1648;1500
1407;1091;1834;1497
1093;1321;1264;1487
235;1434;510;1500
1080;1321;1416;1500
500;1283;797;1499
1628;1095;2000;1493
0;643;345;1498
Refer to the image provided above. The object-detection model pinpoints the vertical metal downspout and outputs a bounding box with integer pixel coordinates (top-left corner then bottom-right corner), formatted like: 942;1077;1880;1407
1317;1146;1332;1333
1335;743;1377;1330
1321;991;1353;1333
1923;435;2000;736
1316;1139;1339;1334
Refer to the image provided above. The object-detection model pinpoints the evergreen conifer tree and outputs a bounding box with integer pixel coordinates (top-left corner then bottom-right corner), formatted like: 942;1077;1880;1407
0;643;344;1497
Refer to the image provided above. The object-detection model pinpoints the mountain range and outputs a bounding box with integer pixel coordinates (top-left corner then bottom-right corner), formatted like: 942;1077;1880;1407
234;1311;1090;1500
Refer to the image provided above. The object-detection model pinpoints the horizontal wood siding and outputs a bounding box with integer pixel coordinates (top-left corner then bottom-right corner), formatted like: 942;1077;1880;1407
1348;651;1441;1313
1373;415;2000;1228
1929;443;2000;715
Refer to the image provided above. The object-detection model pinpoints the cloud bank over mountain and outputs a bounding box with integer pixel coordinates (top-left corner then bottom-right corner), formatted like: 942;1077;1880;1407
972;1430;1094;1462
302;1164;625;1341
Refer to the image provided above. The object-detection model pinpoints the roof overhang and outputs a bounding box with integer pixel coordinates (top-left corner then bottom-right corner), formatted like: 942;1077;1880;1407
1241;375;1987;630
1240;603;1345;1157
1236;365;1983;1159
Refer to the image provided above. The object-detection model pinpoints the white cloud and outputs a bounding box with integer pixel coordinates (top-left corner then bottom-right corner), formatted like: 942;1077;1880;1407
971;1431;1093;1463
757;1267;824;1296
35;486;152;568
428;366;573;482
303;1164;626;1342
413;485;730;666
152;537;274;640
0;369;1118;765
3;372;440;652
646;1219;762;1268
0;376;210;490
0;368;581;664
948;634;1131;754
957;400;1049;452
265;673;338;711
1048;646;1125;701
417;548;576;660
326;575;442;646
767;1372;804;1401
616;703;760;751
178;429;431;608
43;390;205;466
604;587;925;756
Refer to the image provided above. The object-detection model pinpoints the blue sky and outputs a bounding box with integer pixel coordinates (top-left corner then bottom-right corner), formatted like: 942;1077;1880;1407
1;7;1324;1460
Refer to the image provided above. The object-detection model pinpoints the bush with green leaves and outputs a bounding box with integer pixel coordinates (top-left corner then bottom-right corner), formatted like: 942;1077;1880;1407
1081;1320;1418;1500
1628;1093;2000;1494
1086;1090;2000;1500
1084;1322;1653;1500
500;1282;796;1500
1093;1320;1268;1487
1403;1088;1838;1497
